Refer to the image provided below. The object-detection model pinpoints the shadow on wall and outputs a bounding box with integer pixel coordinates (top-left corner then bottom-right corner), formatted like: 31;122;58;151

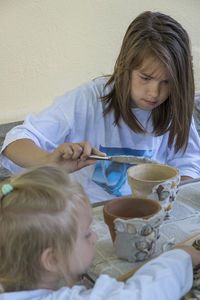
0;93;200;182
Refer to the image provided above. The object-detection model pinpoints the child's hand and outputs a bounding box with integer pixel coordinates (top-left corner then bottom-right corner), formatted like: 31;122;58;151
47;142;106;173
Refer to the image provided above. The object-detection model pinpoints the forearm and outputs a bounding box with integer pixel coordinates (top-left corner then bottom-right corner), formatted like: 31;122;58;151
2;139;50;168
84;250;192;300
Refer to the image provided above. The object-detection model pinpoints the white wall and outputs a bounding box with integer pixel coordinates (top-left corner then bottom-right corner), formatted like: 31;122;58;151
0;0;200;124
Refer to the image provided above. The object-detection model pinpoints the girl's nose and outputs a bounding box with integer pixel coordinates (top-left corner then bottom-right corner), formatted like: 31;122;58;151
147;82;159;98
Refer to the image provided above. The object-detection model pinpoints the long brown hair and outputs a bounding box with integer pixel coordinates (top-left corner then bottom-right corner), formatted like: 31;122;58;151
102;11;194;153
0;165;89;292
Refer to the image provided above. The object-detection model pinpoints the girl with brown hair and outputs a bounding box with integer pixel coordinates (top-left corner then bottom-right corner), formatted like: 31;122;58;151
1;11;200;202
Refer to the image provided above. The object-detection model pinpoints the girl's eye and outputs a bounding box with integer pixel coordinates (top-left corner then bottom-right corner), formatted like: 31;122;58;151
162;80;169;84
140;76;150;81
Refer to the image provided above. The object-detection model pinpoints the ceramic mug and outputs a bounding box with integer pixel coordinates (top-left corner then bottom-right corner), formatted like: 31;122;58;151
127;163;180;215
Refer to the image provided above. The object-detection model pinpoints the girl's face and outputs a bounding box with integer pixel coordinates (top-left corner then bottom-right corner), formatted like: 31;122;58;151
70;202;98;277
130;57;170;111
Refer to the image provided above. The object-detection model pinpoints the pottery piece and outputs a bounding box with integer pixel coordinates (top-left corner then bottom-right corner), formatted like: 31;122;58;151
103;196;164;262
127;163;180;215
114;211;164;262
103;196;162;242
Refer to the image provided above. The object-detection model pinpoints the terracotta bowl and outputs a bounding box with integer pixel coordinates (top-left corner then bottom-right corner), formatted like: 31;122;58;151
103;196;161;242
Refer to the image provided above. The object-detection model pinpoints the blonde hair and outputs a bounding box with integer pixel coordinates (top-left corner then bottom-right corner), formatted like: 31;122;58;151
0;165;89;292
102;11;194;153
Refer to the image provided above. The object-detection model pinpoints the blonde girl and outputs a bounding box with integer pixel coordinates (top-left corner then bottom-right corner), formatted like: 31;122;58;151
0;165;97;293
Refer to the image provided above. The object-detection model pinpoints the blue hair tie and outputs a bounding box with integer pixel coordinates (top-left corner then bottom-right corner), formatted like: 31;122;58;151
2;184;14;196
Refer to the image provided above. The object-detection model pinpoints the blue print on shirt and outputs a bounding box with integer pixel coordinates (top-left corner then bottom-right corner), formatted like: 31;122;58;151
92;146;154;197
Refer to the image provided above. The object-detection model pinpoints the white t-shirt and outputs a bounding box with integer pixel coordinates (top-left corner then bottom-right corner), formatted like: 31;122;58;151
1;77;200;202
0;250;193;300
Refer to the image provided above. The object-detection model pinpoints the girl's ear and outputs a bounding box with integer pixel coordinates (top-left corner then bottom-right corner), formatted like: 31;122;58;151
41;248;59;273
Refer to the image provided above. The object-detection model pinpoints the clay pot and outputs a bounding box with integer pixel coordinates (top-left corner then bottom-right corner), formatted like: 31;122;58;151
103;196;161;242
127;163;180;214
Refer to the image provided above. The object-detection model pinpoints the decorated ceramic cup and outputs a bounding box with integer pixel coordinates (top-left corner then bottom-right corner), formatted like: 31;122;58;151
103;196;164;262
127;163;180;215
